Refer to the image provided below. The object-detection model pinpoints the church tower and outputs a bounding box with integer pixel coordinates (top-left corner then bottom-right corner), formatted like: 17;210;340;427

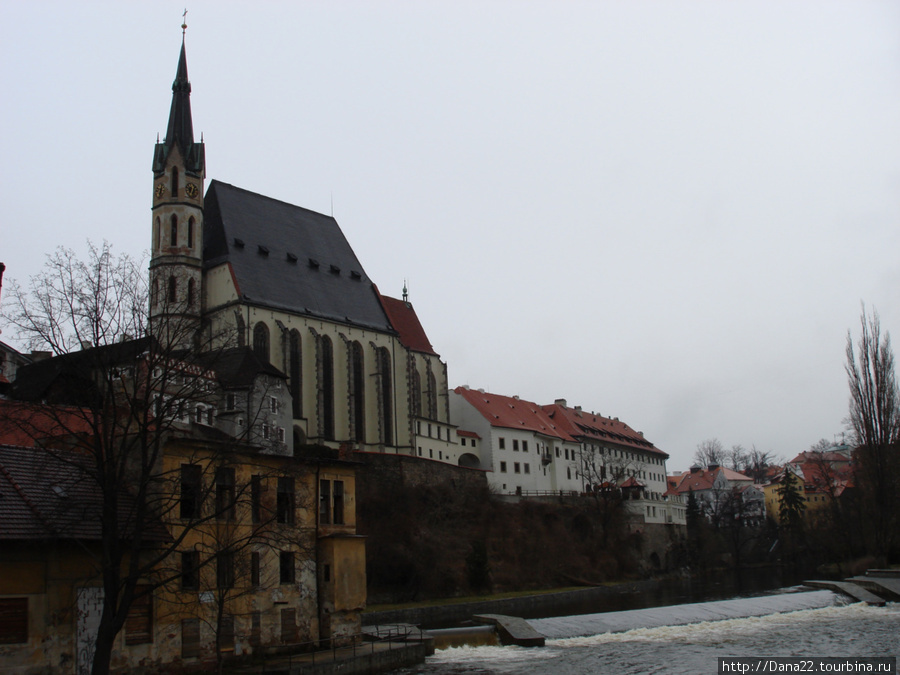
150;37;205;349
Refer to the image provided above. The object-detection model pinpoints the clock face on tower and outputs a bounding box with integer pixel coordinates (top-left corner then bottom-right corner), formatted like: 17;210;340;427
185;182;199;198
154;183;166;198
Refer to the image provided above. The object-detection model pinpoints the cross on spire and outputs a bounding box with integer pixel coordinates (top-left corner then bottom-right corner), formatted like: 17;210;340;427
181;8;188;35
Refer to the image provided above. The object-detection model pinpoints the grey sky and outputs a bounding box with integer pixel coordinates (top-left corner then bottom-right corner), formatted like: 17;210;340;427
2;1;898;470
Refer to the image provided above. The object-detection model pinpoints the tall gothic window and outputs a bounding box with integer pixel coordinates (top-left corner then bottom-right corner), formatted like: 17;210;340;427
152;278;159;307
320;336;335;441
427;370;438;420
156;217;162;249
171;166;179;198
187;278;195;307
170;214;178;247
289;329;302;418
411;368;422;417
187;217;194;248
379;347;393;445
168;276;177;304
253;322;270;363
351;341;365;442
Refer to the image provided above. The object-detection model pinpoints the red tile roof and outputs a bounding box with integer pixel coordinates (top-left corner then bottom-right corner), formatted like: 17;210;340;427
379;295;439;356
453;387;575;441
542;403;667;457
457;429;481;439
0;399;94;447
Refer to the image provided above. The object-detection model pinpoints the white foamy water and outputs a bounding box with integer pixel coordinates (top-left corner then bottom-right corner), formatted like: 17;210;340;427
406;591;899;675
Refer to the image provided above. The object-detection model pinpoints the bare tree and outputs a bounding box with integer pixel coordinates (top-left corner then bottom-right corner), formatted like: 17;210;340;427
742;446;779;484
0;243;282;675
693;438;725;468
845;306;900;561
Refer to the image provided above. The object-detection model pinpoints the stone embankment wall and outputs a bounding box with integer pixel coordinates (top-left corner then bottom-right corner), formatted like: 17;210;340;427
353;451;490;491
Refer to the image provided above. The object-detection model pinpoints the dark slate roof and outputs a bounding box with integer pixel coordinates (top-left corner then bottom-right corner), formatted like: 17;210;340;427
197;347;286;388
0;444;168;542
379;296;439;356
203;180;395;332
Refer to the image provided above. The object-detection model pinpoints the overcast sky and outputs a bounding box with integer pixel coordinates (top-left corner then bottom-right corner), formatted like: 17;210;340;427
2;1;898;470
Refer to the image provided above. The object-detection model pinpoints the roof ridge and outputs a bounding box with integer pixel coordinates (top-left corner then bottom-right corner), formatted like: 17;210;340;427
210;179;336;221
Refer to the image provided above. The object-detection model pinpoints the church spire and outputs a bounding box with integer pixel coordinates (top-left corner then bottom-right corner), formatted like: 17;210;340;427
153;38;204;175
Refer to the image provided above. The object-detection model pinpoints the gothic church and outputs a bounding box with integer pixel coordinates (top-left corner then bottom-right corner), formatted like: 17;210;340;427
149;39;458;461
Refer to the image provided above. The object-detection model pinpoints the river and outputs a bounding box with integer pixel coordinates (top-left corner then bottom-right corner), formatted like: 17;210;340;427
402;588;899;674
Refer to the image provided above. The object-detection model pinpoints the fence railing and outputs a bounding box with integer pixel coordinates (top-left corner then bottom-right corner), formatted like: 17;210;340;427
259;624;425;673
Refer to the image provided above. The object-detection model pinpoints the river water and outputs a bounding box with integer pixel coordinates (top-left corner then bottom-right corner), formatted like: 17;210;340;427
403;588;899;674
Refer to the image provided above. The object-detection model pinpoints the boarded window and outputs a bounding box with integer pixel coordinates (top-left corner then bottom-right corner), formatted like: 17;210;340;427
182;618;200;659
280;609;297;643
217;551;235;589
251;474;262;523
219;615;235;654
250;611;261;647
125;587;153;645
251;551;260;587
0;598;28;644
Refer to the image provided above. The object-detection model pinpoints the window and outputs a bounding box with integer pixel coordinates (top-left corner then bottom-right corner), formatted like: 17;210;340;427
170;166;179;198
226;393;236;410
280;609;297;643
279;551;295;584
251;552;260;587
219;615;235;654
333;480;345;525
126;590;154;645
276;477;295;524
514;463;521;474
289;329;302;418
378;347;393;445
217;551;235;589
182;619;200;659
0;598;28;644
215;467;235;520
250;612;261;647
500;461;507;473
269;396;278;413
524;464;530;474
181;551;199;590
523;441;528;452
187;217;194;248
180;464;202;519
263;424;270;440
170;214;178;247
351;341;365;442
253;322;270;363
499;437;505;449
461;438;466;447
251;474;262;523
513;440;519;451
319;479;331;524
168;275;177;303
278;427;285;442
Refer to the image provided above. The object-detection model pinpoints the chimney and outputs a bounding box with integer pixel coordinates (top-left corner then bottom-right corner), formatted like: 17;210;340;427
690;465;701;474
707;463;719;471
554;398;567;407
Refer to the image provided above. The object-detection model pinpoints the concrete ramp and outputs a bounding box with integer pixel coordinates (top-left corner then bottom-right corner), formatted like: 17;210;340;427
802;580;886;606
846;575;900;602
473;614;546;647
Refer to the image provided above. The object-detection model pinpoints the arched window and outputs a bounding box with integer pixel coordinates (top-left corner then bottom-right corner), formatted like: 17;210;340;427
168;276;177;303
378;347;393;445
427;370;438;420
411;368;422;417
187;278;195;307
171;166;179;198
156;217;162;249
152;278;159;307
187;217;194;249
170;214;178;247
320;336;335;440
289;329;302;418
351;341;365;442
253;322;270;363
